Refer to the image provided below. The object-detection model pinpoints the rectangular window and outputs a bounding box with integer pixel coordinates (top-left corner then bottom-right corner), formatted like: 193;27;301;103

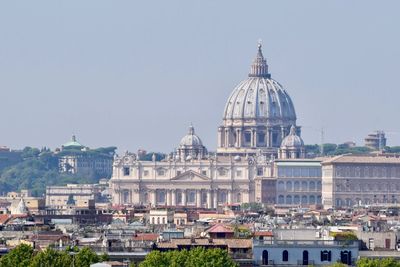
143;170;149;176
236;170;242;177
177;171;181;176
123;167;130;176
202;170;207;176
157;169;165;176
257;168;264;176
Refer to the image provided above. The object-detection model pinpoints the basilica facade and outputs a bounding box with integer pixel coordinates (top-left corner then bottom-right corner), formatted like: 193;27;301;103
110;44;305;207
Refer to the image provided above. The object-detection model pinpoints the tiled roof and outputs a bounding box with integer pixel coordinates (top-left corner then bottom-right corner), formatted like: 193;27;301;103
206;224;234;233
0;215;10;225
254;231;273;237
132;233;159;241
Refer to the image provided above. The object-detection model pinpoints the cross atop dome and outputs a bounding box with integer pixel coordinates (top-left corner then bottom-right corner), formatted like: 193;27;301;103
249;40;271;78
188;123;195;135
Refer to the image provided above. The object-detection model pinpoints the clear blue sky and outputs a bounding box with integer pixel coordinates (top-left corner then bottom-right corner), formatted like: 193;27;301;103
1;1;400;153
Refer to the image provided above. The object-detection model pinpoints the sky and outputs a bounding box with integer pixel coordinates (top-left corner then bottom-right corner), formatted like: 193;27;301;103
1;1;400;153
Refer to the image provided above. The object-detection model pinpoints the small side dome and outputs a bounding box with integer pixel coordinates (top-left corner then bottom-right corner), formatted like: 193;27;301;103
281;125;304;148
176;124;208;161
179;125;203;147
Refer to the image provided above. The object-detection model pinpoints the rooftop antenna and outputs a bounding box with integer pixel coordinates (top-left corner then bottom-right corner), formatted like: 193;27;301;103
320;127;324;156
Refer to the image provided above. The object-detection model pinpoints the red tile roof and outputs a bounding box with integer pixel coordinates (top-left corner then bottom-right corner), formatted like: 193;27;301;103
206;224;234;233
132;233;159;241
254;231;273;237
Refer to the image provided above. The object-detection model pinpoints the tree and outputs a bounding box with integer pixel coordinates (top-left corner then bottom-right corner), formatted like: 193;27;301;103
0;243;35;267
139;248;238;267
356;258;400;267
29;248;72;267
328;263;348;267
74;247;100;267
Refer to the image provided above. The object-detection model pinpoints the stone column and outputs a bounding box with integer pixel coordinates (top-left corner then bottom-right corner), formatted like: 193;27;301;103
166;190;171;206
218;127;223;148
281;126;286;140
268;128;273;147
196;190;202;208
213;189;218;208
238;129;242;147
225;129;229;148
150;190;157;207
207;190;212;209
227;190;232;204
171;190;176;206
182;190;187;206
250;129;254;147
252;128;257;147
242;189;250;203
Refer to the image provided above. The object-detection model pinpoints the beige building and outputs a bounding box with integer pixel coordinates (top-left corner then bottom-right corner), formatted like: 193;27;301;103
322;154;400;209
45;184;102;208
149;209;173;225
109;43;306;208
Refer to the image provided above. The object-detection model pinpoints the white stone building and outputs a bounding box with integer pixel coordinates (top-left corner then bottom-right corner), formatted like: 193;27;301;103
109;43;306;208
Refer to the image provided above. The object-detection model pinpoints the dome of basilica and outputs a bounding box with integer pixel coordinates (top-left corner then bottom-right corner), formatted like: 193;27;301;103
223;43;296;123
217;43;301;156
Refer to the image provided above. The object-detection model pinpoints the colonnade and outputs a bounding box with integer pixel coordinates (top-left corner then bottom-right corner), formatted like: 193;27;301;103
117;188;250;208
218;125;296;148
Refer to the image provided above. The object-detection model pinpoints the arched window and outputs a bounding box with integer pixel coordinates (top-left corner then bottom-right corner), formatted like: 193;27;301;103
282;250;289;262
294;181;300;191
278;181;285;191
286;181;292;191
301;195;308;205
340;251;352;265
262;250;268;265
301;181;308;191
286;195;292;204
278;195;284;204
294;195;300;204
309;181;315;191
309;195;315;204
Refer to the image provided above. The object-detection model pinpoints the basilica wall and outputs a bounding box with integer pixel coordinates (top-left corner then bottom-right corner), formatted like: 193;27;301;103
110;153;273;208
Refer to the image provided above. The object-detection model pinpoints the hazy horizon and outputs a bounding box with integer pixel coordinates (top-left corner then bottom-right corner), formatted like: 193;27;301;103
1;1;400;153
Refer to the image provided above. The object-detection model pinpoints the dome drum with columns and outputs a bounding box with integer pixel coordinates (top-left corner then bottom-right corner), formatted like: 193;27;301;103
217;43;301;157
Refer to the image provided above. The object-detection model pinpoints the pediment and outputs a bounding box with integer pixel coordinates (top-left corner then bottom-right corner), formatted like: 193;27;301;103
171;170;210;182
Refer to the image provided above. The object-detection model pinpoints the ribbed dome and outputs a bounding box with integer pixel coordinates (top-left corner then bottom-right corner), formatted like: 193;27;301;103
179;125;203;147
223;43;296;122
281;125;304;148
